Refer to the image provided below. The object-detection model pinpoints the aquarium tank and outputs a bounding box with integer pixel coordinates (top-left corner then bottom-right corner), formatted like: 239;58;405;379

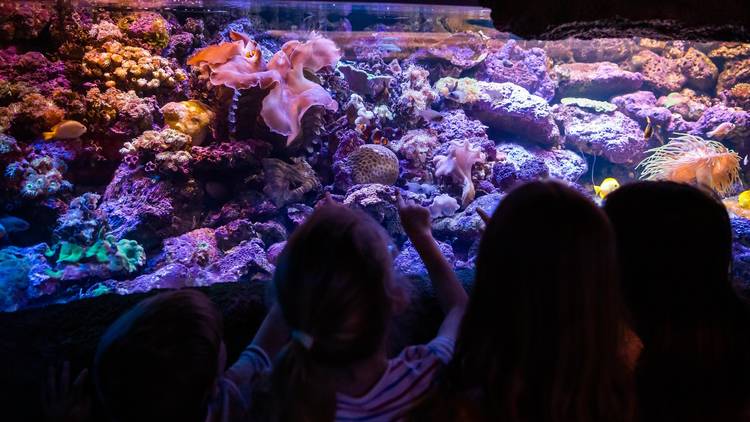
0;0;749;312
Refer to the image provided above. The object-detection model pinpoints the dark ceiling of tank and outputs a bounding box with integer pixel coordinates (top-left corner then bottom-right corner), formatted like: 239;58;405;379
478;0;750;41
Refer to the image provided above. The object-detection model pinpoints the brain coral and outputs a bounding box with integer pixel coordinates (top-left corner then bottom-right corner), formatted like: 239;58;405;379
347;144;400;186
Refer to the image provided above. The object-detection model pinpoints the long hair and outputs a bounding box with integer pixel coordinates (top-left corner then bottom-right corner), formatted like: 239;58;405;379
269;204;395;422
93;289;224;422
604;181;750;421
436;180;635;422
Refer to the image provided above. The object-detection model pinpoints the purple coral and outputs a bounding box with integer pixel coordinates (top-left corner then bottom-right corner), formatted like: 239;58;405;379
476;39;557;102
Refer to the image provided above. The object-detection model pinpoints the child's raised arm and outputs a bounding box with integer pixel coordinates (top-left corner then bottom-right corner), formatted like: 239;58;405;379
396;190;468;339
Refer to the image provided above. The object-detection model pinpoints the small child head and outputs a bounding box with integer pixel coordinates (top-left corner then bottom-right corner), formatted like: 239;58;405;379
271;203;402;421
94;289;224;422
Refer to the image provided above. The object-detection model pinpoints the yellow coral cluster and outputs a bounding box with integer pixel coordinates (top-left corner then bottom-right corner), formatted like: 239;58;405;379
161;100;215;146
82;41;186;93
435;77;483;104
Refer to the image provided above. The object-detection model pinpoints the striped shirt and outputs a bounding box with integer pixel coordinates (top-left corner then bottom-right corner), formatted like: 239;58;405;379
335;336;455;422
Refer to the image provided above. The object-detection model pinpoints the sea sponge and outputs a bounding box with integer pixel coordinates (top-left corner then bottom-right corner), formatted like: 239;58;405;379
638;133;741;196
188;32;340;144
347;144;400;185
161;100;215;145
433;139;486;206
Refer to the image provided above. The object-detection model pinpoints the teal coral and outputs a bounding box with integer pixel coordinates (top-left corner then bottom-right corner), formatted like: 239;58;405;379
45;235;146;275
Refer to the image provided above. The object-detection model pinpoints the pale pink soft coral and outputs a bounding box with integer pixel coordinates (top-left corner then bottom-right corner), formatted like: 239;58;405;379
188;32;341;145
433;140;486;207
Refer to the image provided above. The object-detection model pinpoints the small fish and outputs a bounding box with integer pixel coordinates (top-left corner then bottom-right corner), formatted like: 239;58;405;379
419;108;444;123
744;155;748;166
593;178;620;200
644;116;653;140
739;190;750;210
43;120;87;141
707;122;736;140
0;215;29;233
371;129;389;146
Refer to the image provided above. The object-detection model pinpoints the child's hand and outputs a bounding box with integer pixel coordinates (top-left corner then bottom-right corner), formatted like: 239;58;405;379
396;190;432;240
42;362;91;422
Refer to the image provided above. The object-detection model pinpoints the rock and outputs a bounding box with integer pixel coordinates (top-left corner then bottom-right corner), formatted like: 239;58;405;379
389;129;439;183
107;263;193;295
656;89;713;121
394;239;456;276
455;80;561;146
690;104;750;143
425;32;489;70
214;219;257;251
162;228;221;268
720;83;750;110
732;217;750;299
555;103;646;164
427;109;488;145
679;48;718;92
343;184;403;241
337;63;393;99
99;164;203;249
475;39;557;102
199;238;273;284
611;91;673;126
266;241;286;265
717;59;750;93
560;97;618;113
554;62;643;98
433;193;502;243
629;50;686;94
708;43;750;62
496;142;587;186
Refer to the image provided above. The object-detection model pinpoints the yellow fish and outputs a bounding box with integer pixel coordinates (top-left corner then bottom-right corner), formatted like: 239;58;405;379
594;178;620;199
739;190;750;209
43;120;87;141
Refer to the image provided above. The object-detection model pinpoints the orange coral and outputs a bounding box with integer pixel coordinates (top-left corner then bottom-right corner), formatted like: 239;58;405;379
187;32;340;145
637;133;741;196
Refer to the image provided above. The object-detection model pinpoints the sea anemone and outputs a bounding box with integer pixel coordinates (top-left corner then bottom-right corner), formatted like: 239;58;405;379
637;133;741;195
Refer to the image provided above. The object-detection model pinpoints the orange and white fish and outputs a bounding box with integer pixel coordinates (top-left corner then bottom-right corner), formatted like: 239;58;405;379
43;120;87;141
707;122;736;140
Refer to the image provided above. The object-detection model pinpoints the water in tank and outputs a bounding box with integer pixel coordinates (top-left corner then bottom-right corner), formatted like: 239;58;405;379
0;0;749;312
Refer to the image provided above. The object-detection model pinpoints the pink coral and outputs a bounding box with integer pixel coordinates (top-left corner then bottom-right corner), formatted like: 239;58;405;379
433;140;486;207
188;32;341;145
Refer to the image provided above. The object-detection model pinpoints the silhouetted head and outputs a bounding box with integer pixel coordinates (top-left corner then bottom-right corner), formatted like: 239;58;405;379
270;202;406;422
444;180;634;422
94;289;224;422
604;181;750;421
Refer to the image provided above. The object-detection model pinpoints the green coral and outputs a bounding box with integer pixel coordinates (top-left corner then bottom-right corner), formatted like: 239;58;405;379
45;235;146;275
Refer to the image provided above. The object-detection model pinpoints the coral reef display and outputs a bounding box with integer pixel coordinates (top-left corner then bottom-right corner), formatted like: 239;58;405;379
1;3;750;311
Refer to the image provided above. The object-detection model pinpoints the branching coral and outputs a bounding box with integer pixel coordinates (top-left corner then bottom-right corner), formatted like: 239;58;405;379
188;32;341;144
82;40;187;95
638;133;741;195
433;139;486;207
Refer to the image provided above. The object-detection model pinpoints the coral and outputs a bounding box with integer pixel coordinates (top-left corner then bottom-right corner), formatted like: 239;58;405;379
655;89;711;122
117;12;171;51
3;93;65;138
337;63;393;99
53;193;105;246
45;234;146;276
83;87;158;138
343;183;403;241
394;64;437;122
189;32;340;144
162;228;221;267
433;140;486;207
717;59;750;93
437;78;561;146
390;129;439;182
4;155;72;199
0;244;52;312
638;133;741;196
554;62;643;98
0;3;53;41
432;193;502;243
0;48;71;96
190;139;270;171
708;43;750;61
555;102;646;164
429;194;460;218
82;41;187;97
346;144;400;185
497;142;587;184
395;238;456;276
720;83;750;110
0;133;21;157
120;128;193;176
88;20;124;44
475;39;556;101
560;98;617;113
690;105;750;143
161;100;215;145
426;32;489;69
262;157;321;207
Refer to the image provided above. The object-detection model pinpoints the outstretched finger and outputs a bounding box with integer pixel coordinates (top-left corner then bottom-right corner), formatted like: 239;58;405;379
477;207;491;225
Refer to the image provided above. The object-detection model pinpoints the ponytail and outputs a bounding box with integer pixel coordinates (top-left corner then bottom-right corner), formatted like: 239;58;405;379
268;204;394;422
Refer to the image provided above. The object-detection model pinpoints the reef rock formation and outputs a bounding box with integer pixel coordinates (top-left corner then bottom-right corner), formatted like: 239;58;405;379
554;62;643;98
475;39;557;101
